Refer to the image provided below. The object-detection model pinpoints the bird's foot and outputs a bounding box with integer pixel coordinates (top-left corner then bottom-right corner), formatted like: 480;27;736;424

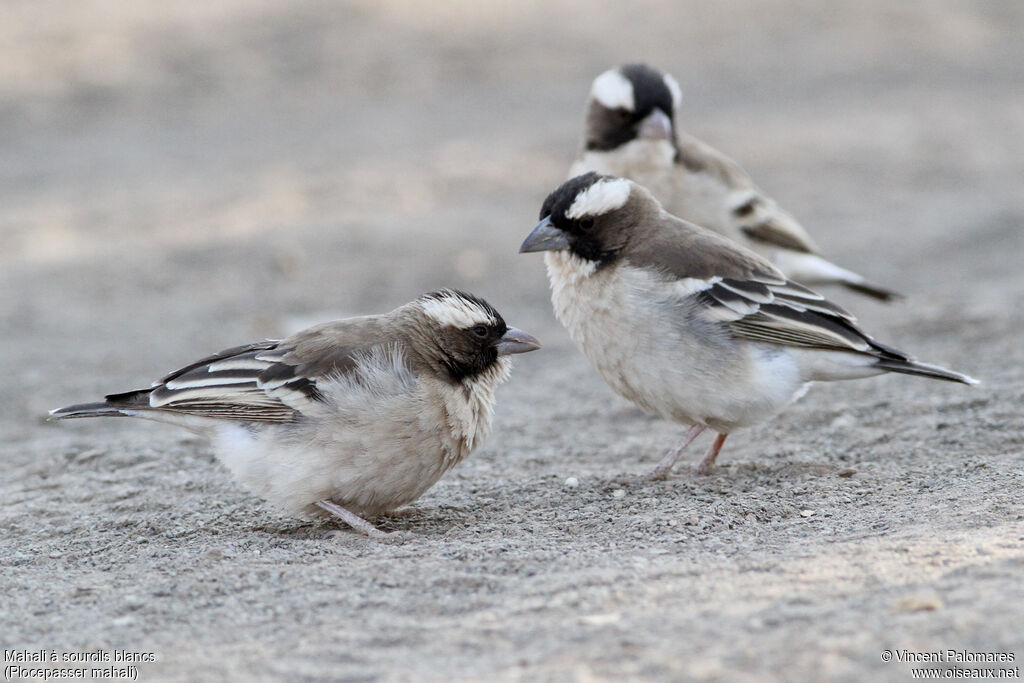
694;461;717;476
694;433;729;475
316;499;402;540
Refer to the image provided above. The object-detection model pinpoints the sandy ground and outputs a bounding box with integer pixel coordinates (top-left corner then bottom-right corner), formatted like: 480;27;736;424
2;1;1023;681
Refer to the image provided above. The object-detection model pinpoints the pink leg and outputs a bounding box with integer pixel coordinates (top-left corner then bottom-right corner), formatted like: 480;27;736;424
646;424;707;480
696;433;729;475
315;499;391;539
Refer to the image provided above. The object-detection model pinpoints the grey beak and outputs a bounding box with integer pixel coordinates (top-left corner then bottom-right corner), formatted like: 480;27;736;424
495;327;542;356
519;216;571;253
637;107;673;141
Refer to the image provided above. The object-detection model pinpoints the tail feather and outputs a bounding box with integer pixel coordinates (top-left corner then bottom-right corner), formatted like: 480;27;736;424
841;279;904;303
49;402;138;420
49;390;153;420
874;359;978;385
772;251;903;303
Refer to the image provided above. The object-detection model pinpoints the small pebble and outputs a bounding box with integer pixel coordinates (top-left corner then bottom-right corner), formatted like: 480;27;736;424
800;509;815;517
611;489;626;499
564;477;579;488
895;595;943;612
578;613;621;626
830;414;855;430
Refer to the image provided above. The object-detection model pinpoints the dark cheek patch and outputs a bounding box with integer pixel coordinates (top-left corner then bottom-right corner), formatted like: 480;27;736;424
571;234;608;264
586;107;640;152
567;219;619;267
439;329;499;382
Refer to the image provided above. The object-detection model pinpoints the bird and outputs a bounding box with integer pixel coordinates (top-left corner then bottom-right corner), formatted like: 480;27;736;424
50;289;541;537
520;173;975;478
569;62;900;301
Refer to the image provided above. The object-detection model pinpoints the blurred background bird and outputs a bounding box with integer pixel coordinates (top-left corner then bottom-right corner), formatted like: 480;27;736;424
570;62;901;301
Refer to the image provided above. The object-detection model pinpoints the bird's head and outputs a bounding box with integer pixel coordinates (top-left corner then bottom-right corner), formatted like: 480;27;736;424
583;63;682;152
411;289;540;382
521;173;659;268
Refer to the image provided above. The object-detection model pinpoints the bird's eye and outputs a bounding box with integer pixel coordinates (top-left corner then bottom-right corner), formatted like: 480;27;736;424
579;217;595;231
471;325;488;337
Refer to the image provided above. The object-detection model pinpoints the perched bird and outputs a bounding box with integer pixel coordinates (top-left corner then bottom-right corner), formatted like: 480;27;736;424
570;62;899;301
50;290;541;537
521;173;975;477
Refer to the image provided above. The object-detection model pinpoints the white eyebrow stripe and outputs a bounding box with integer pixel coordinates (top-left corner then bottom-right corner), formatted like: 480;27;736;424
567;178;632;218
663;73;683;110
420;295;495;329
591;69;635;111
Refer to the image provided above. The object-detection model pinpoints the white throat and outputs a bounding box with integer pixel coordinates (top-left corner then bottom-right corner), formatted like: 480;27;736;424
443;356;512;454
574;138;676;178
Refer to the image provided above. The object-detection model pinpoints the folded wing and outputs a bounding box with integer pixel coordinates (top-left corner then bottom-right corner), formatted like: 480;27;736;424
103;323;407;422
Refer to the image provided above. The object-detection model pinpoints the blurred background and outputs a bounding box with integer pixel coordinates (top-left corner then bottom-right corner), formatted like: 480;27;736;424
2;2;1022;679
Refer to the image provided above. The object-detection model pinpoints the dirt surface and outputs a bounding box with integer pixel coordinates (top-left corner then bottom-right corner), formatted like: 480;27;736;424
2;1;1023;681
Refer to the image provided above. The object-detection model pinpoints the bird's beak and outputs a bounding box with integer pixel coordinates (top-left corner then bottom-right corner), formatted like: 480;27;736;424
519;216;570;253
495;327;542;356
637;107;672;141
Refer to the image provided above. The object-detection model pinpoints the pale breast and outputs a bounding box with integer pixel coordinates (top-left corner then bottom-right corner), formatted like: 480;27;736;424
212;347;507;518
545;254;806;432
546;253;705;416
433;357;510;461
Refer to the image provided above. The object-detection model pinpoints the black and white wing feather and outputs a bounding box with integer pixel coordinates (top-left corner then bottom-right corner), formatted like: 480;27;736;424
130;342;321;421
634;218;886;355
692;272;894;355
79;341;324;422
691;274;975;383
94;320;406;421
632;219;975;384
49;316;424;422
